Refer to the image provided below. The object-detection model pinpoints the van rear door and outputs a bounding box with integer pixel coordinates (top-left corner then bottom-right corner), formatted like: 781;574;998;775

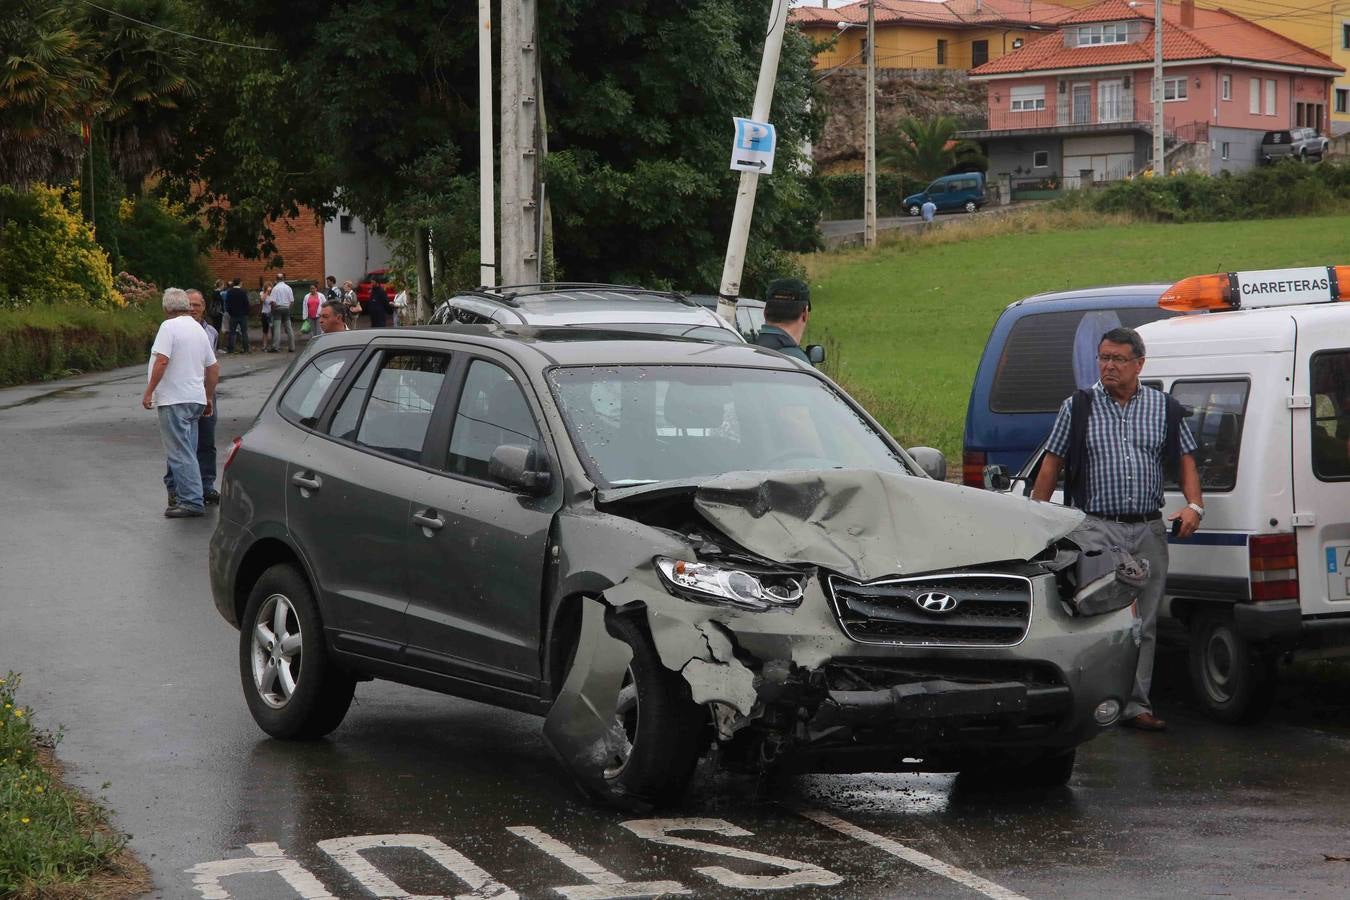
1291;316;1350;617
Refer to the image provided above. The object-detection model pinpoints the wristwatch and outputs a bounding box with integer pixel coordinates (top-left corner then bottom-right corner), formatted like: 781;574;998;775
1186;502;1205;520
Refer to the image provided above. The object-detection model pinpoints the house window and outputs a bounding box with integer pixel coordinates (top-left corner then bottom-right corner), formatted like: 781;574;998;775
1163;77;1188;101
1249;77;1261;115
1012;37;1024;49
937;39;947;65
1033;150;1049;168
1076;23;1130;46
1337;89;1348;115
339;215;355;234
1265;78;1277;116
1010;85;1046;112
1221;75;1231;101
1343;22;1349;49
972;40;989;68
1221;142;1230;160
1296;102;1305;127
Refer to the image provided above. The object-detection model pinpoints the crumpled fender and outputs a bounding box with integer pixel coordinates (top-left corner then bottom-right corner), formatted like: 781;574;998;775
693;469;1083;582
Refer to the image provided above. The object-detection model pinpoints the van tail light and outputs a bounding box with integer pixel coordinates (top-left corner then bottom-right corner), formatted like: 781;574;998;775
223;436;243;473
1249;533;1298;601
962;450;987;488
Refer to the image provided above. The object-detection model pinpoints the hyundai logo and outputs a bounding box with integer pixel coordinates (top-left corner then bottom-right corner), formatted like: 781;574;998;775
915;591;958;613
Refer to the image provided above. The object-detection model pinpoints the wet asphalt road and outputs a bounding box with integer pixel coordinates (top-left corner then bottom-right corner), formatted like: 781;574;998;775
5;346;1350;898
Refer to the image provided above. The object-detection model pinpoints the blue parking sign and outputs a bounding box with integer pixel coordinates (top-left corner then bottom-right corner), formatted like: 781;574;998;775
730;117;777;175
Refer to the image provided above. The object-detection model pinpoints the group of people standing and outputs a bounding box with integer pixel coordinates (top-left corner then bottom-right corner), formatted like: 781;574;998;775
209;273;410;355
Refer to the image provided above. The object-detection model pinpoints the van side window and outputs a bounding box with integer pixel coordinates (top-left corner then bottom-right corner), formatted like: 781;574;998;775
990;308;1177;413
1165;380;1248;492
1311;351;1350;480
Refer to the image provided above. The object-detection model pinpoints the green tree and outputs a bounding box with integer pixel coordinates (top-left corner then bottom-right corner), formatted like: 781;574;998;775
878;115;986;184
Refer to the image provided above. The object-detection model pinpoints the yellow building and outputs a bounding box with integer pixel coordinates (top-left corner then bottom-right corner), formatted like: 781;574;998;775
791;0;1075;72
1043;0;1350;131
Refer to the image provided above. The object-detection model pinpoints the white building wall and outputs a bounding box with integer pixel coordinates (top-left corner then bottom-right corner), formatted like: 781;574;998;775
323;211;391;286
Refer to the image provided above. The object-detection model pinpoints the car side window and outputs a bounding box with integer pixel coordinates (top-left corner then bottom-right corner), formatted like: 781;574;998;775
1166;380;1249;492
928;181;947;195
278;349;359;428
328;351;451;463
446;360;541;481
1312;351;1350;480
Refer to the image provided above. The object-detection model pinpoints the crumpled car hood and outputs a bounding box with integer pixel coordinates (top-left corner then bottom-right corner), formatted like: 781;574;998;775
691;469;1083;582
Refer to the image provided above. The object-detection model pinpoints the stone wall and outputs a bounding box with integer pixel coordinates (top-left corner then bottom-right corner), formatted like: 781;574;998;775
813;67;987;172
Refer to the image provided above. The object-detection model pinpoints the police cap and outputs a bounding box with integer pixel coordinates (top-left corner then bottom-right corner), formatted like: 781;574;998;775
765;277;810;320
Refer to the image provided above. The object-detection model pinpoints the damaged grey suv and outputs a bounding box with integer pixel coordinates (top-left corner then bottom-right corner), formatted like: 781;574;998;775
210;325;1139;807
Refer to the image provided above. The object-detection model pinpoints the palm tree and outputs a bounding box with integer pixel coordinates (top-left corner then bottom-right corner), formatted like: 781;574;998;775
878;115;986;184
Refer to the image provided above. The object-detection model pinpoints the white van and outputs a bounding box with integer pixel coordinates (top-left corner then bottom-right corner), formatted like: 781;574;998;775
1007;265;1350;723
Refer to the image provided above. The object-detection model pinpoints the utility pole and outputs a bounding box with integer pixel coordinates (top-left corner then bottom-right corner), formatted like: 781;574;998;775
1152;0;1164;174
478;0;496;287
500;0;541;286
716;0;792;324
864;0;877;248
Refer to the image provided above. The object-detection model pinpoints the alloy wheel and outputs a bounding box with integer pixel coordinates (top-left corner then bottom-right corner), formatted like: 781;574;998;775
251;593;303;709
603;670;639;780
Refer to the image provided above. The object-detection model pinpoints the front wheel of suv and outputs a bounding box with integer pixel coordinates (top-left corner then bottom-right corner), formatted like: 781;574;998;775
601;612;706;806
239;563;355;740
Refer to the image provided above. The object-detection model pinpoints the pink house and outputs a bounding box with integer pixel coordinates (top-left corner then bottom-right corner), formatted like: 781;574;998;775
960;0;1343;188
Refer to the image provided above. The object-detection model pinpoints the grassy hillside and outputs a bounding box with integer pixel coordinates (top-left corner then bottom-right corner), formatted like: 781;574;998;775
804;211;1350;461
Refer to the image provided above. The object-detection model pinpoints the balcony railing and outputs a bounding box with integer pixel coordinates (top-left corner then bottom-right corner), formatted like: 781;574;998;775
964;102;1185;136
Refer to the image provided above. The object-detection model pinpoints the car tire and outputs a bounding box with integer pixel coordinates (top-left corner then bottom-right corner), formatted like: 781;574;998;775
239;563;355;740
601;611;706;806
964;200;978;213
956;749;1075;790
907;205;921;217
1188;611;1276;725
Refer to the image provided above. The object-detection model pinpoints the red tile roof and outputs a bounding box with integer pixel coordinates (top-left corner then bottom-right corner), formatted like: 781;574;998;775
969;1;1343;76
791;0;1071;30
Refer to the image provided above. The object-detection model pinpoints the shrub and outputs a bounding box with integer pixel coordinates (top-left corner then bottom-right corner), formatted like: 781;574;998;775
0;185;122;308
817;172;927;219
116;196;209;291
114;271;158;307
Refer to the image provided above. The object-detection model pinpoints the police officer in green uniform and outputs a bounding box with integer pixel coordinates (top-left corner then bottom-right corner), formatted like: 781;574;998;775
754;277;811;364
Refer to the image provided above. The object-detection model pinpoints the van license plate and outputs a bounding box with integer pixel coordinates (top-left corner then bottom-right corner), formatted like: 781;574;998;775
1328;545;1350;601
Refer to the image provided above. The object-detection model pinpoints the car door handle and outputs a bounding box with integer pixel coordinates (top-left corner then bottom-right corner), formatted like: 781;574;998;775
291;472;322;491
411;510;444;531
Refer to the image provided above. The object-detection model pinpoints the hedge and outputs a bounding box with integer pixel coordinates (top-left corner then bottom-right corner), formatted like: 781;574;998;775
0;305;160;387
818;173;928;219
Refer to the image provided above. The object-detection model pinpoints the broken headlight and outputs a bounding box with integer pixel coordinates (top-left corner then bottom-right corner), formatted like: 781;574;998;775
654;557;806;611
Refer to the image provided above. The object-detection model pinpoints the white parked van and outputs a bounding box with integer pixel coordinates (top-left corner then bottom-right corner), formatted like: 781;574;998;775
1007;265;1350;723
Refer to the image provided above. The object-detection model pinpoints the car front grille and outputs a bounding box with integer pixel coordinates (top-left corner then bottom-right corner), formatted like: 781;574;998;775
825;573;1034;647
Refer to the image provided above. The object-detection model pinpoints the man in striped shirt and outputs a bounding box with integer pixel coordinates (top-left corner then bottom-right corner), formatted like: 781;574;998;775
1032;326;1204;732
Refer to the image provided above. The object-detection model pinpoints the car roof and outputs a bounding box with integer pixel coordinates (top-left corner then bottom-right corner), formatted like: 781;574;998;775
313;323;808;369
1001;283;1171;313
1139;301;1350;358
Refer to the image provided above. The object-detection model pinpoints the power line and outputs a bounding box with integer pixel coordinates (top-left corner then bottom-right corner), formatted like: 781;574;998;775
72;0;279;52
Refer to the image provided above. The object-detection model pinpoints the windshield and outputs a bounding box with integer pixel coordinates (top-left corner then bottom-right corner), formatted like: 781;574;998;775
548;365;911;487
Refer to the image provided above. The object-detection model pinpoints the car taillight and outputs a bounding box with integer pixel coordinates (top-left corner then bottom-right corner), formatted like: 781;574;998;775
962;450;986;488
223;436;243;473
1249;532;1298;601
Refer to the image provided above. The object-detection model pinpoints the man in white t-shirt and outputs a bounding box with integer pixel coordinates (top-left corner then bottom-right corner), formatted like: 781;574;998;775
268;271;296;352
142;287;220;518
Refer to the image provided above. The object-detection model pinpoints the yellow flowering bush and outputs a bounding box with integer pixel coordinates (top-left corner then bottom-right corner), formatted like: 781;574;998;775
0;184;123;308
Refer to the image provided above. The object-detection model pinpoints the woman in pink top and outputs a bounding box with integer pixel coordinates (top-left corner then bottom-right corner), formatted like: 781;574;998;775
304;284;324;338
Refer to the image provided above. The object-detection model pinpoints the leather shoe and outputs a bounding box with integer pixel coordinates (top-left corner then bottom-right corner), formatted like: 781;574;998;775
1122;712;1167;731
203;489;221;505
164;505;205;518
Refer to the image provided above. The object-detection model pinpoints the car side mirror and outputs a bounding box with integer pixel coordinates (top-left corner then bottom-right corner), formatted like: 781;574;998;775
805;344;826;366
983;464;1011;492
488;444;552;496
907;446;947;481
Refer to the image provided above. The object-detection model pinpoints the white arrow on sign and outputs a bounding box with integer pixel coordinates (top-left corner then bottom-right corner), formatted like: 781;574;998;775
730;117;777;175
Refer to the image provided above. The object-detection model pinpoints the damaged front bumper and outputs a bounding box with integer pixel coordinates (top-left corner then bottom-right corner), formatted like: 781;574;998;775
544;562;1139;785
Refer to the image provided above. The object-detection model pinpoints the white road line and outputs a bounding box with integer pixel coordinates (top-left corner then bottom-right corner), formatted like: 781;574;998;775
798;809;1030;900
506;825;689;899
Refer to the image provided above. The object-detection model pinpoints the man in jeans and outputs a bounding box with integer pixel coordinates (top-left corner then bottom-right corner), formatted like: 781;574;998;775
142;287;219;518
269;271;296;352
162;290;222;507
1032;326;1204;731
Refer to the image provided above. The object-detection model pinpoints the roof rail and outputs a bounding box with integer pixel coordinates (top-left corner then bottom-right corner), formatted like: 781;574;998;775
453;288;521;307
478;282;697;307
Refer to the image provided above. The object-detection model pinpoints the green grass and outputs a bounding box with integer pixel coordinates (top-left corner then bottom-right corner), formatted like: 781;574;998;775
0;304;160;387
0;674;129;897
806;211;1350;461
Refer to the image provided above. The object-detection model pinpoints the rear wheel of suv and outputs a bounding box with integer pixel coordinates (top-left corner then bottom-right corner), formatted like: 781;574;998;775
601;612;706;806
240;563;355;740
1188;611;1276;724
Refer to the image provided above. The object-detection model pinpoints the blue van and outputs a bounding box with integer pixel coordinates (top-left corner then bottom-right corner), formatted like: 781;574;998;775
961;284;1180;487
903;172;986;216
